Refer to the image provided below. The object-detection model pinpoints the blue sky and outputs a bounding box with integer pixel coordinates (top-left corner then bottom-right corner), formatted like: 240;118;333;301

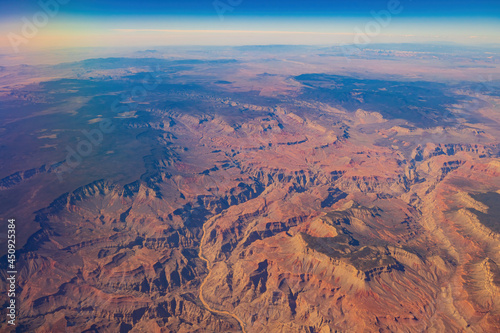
0;0;499;51
2;0;500;17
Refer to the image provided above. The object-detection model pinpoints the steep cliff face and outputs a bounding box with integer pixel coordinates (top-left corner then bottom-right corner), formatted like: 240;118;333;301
198;199;451;333
1;84;500;333
12;179;240;332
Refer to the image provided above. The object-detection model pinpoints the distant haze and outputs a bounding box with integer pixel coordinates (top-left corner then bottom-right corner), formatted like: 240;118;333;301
0;0;499;52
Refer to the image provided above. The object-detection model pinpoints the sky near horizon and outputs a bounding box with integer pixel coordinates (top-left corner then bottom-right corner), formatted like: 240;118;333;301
0;0;499;53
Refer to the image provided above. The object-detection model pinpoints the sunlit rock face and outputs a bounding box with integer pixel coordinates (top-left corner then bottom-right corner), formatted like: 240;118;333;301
1;46;500;332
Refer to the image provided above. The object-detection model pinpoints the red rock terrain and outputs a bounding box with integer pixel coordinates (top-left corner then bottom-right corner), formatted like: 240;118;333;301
0;54;500;332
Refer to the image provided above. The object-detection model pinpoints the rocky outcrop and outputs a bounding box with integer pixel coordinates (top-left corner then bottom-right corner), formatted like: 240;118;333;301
2;67;500;333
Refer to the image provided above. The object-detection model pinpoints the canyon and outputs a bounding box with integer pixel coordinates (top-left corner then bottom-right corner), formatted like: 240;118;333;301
0;45;499;332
